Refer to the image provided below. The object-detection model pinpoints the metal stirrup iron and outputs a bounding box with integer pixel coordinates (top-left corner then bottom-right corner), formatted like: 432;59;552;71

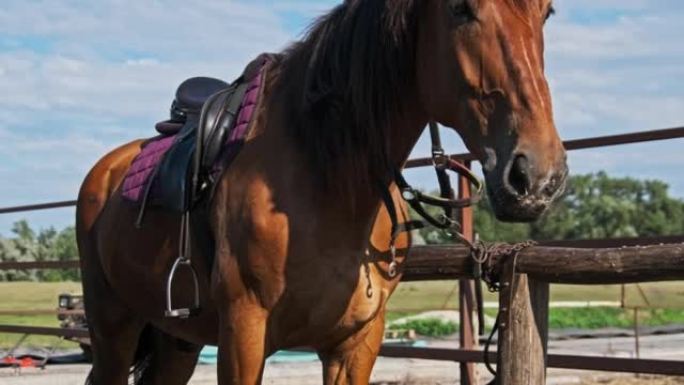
165;212;201;318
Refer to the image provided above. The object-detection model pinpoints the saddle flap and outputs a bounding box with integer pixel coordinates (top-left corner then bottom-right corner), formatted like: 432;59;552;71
153;125;198;213
196;82;249;174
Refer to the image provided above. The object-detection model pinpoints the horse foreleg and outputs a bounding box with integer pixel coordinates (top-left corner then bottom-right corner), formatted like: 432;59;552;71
318;313;386;385
217;303;269;385
137;329;203;385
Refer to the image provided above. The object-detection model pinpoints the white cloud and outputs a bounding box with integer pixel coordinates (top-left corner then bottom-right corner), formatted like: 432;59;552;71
0;0;303;119
272;1;338;17
125;58;160;67
0;1;292;52
0;0;683;233
544;1;684;140
0;0;310;225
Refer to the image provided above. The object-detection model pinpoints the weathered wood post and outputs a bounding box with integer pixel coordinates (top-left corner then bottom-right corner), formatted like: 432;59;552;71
496;257;550;385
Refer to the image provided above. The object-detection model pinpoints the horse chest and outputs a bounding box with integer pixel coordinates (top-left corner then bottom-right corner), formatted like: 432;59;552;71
270;256;392;348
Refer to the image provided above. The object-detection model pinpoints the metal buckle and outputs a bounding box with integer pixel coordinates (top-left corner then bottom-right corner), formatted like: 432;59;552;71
439;213;456;227
401;188;417;202
432;150;449;169
388;243;398;278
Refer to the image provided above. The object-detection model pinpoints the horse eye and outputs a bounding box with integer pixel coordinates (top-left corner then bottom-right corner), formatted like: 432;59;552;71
449;0;476;24
544;6;556;23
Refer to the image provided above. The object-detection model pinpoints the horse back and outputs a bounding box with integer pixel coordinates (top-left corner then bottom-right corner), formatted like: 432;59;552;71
77;140;145;234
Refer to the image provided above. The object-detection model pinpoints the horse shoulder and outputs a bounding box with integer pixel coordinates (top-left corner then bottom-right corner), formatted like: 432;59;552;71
212;171;290;309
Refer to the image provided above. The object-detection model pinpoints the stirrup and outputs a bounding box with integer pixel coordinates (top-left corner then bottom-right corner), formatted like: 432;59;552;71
165;256;201;318
165;212;201;319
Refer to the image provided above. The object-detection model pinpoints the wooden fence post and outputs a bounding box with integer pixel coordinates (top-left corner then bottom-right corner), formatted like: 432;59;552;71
496;258;549;385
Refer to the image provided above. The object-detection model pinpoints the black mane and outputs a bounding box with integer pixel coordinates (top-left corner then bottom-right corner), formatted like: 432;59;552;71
276;0;420;191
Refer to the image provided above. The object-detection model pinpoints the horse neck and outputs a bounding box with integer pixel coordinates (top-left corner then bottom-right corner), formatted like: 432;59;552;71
266;57;428;249
322;95;428;247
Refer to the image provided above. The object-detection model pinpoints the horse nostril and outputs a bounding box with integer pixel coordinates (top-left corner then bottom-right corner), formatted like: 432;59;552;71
507;155;531;196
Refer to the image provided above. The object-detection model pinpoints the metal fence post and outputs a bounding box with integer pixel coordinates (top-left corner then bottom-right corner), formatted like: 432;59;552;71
458;160;479;385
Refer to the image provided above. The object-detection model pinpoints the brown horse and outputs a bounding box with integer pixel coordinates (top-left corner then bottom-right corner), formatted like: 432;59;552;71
76;1;567;384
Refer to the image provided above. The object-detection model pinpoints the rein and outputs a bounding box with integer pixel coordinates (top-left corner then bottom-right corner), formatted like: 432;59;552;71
379;123;537;384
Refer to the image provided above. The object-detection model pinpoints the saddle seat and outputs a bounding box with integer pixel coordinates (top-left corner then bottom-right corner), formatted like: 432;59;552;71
155;77;230;136
177;77;230;112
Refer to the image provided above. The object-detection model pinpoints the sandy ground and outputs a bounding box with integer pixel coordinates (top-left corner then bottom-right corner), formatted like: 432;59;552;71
1;361;683;385
579;375;684;385
2;334;683;385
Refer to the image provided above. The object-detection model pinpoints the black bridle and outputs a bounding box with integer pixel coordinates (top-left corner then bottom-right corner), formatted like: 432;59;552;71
379;121;483;277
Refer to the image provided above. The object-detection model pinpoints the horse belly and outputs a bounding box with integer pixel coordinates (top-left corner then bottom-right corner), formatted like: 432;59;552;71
95;198;219;344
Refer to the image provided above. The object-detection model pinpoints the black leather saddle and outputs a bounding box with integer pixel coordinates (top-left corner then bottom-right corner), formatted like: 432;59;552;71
155;77;230;136
137;75;250;223
136;55;270;225
156;81;248;213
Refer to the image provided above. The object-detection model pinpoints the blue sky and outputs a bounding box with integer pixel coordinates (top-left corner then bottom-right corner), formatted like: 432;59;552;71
0;0;683;235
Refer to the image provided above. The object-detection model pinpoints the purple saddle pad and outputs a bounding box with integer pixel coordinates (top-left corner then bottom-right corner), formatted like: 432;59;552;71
121;57;268;204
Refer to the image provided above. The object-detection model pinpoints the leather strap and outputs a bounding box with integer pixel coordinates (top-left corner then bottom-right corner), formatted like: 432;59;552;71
377;122;483;262
377;179;425;244
429;121;445;156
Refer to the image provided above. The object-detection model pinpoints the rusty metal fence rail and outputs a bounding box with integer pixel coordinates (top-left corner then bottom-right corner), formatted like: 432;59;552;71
1;126;684;381
1;126;683;215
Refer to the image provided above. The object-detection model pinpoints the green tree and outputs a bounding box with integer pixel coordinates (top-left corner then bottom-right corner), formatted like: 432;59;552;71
531;172;684;240
52;226;80;281
4;220;39;281
0;220;79;282
414;172;684;244
473;198;531;242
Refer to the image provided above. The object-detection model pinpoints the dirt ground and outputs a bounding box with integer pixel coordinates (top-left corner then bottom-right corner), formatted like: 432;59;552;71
579;375;684;385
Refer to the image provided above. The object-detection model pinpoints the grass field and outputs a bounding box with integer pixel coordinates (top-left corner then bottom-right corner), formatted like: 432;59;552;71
0;281;683;347
0;282;81;349
387;280;684;312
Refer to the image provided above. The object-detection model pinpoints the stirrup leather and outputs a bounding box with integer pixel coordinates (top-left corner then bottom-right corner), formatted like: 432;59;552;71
165;213;201;318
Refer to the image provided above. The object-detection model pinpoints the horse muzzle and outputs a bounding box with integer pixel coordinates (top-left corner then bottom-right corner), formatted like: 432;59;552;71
485;152;568;222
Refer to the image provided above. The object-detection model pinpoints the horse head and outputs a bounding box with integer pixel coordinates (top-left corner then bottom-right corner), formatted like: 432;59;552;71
416;0;567;221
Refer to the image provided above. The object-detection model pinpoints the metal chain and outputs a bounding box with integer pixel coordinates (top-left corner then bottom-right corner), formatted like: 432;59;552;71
364;249;374;298
470;240;538;292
